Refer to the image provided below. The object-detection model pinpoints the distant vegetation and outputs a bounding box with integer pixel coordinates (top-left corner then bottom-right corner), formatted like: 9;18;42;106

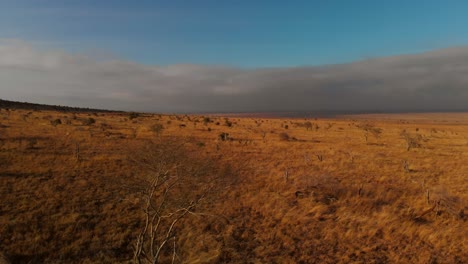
0;101;466;263
0;99;119;113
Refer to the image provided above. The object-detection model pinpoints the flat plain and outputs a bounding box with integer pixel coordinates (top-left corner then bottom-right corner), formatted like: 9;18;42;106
0;107;466;263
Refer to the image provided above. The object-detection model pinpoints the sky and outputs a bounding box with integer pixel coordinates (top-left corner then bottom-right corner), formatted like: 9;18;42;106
1;1;468;113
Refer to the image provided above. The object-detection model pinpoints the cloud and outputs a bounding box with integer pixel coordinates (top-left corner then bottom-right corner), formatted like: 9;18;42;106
1;39;467;113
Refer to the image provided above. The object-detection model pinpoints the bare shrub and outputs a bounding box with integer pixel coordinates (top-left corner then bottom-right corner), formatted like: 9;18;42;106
150;124;164;137
429;187;465;218
130;139;236;263
50;118;62;127
224;119;232;127
402;160;410;173
357;123;382;143
294;121;318;131
218;132;230;141
0;251;11;264
316;154;323;162
296;174;346;204
27;138;38;149
203;117;211;125
82;117;96;126
400;131;423;151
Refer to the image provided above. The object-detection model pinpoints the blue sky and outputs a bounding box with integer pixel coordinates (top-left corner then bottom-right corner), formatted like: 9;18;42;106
1;1;468;67
1;1;468;112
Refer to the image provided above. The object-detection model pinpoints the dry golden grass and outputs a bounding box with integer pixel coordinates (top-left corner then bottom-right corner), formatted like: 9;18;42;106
0;108;467;263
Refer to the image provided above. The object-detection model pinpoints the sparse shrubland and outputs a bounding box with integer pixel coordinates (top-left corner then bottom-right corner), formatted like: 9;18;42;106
0;109;466;263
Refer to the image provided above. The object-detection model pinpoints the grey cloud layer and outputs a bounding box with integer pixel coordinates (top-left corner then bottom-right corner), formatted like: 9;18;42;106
1;39;467;113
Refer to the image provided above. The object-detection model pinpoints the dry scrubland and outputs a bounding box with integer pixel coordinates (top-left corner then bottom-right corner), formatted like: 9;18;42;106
0;108;467;263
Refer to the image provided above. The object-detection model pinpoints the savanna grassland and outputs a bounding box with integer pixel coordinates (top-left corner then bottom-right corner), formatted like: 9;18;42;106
0;106;467;263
